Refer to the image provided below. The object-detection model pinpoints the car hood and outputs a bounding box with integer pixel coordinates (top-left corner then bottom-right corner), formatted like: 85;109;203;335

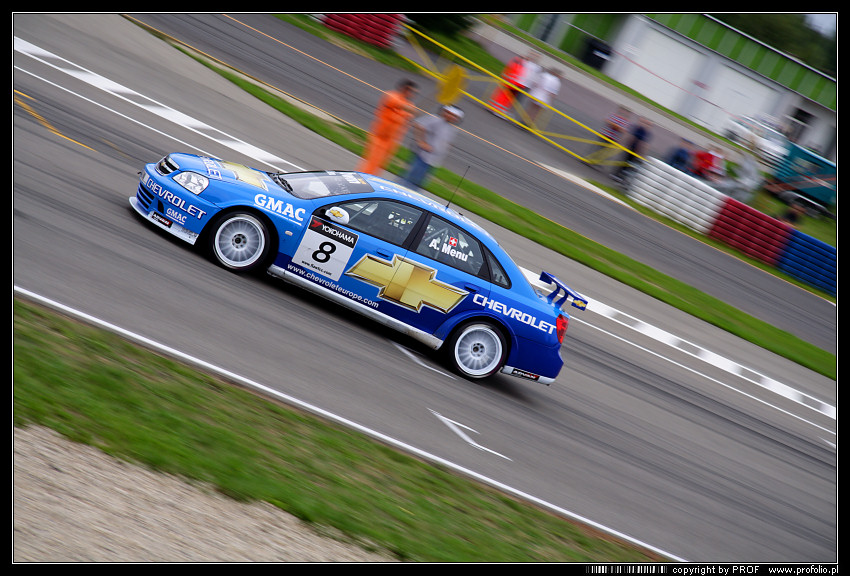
168;153;279;192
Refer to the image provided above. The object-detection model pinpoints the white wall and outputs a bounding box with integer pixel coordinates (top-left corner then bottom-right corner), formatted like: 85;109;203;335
689;65;781;132
605;16;835;159
613;26;705;113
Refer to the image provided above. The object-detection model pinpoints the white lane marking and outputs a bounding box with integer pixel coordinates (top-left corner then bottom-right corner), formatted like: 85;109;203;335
392;342;455;379
525;269;835;422
430;410;511;460
14;36;301;172
14;37;834;424
540;162;632;207
13;285;686;562
579;312;835;436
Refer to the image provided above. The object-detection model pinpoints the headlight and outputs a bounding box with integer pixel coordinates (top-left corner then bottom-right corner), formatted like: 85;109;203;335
173;171;209;195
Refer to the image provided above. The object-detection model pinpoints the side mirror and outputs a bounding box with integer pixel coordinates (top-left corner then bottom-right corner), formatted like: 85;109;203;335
326;206;349;225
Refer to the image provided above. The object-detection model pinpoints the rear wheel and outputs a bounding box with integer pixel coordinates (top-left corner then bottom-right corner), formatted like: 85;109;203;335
207;212;272;272
447;322;507;379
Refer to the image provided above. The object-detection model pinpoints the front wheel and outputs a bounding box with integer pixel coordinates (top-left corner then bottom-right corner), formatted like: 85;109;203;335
447;322;507;379
207;212;273;272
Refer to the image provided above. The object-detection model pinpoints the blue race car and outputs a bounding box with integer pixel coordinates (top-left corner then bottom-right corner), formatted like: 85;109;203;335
131;153;587;383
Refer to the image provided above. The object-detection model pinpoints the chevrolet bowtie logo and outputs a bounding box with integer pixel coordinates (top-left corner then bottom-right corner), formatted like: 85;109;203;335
346;254;468;313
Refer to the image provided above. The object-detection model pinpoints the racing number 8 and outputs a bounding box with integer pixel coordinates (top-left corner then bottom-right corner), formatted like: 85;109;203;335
312;241;336;263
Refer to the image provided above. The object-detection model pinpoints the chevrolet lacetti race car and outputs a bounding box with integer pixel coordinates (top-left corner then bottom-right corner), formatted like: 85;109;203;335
130;153;587;383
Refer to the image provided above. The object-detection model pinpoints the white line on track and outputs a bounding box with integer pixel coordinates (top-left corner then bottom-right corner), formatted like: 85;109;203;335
392;342;455;378
524;271;835;423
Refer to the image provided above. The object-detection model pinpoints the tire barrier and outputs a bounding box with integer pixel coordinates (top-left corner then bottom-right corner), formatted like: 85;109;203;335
628;158;836;296
709;199;791;267
321;14;404;49
629;158;726;235
776;231;837;296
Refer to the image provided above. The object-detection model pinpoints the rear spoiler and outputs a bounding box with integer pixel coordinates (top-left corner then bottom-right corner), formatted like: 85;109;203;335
539;271;588;311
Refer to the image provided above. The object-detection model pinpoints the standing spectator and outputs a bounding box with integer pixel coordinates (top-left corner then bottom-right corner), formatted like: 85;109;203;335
525;67;561;126
706;146;726;180
584;105;631;166
488;51;540;116
488;55;524;115
513;51;541;106
666;138;692;171
602;105;631;143
357;79;418;176
404;105;464;189
691;145;725;182
612;116;652;183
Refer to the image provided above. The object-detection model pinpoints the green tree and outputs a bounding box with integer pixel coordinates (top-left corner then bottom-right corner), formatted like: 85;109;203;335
405;14;475;36
711;13;835;77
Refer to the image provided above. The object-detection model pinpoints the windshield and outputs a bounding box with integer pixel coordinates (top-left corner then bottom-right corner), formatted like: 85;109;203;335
270;171;375;199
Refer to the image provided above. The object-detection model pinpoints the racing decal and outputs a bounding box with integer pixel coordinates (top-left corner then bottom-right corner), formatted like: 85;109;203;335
284;262;380;309
221;161;268;190
164;207;187;225
346;255;468;314
255;193;306;223
150;212;173;227
292;217;358;281
427;236;469;262
200;156;223;180
473;294;556;334
510;368;541;381
142;173;207;220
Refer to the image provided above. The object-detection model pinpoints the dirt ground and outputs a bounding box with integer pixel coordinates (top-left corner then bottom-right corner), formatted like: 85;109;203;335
13;426;394;563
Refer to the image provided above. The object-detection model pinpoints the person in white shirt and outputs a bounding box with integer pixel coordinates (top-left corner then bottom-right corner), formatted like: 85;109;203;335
514;51;541;106
526;67;561;125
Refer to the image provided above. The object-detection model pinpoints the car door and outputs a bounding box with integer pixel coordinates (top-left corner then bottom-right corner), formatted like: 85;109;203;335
396;213;492;338
288;197;427;316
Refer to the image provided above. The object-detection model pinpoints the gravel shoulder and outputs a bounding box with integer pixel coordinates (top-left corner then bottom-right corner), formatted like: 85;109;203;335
14;426;394;563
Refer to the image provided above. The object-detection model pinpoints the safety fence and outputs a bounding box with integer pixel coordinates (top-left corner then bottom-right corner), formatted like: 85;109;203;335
629;158;836;296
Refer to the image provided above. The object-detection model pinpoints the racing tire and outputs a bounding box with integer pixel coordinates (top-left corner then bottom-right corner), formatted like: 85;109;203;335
206;211;274;273
446;322;507;379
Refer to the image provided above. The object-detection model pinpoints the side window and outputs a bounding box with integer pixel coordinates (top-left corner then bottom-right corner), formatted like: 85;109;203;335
323;199;423;246
414;215;486;277
484;248;511;288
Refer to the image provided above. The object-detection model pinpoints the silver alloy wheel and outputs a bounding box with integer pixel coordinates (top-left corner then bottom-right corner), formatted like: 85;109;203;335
212;213;267;270
452;323;504;378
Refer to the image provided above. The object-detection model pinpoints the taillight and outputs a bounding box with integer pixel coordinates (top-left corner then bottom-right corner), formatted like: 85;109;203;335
556;314;568;343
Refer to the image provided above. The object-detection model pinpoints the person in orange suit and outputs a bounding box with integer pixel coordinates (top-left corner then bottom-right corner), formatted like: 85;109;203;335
357;79;419;175
489;51;539;117
488;55;524;115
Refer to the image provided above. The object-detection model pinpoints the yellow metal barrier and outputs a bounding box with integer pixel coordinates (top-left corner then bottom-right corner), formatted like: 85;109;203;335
399;24;638;167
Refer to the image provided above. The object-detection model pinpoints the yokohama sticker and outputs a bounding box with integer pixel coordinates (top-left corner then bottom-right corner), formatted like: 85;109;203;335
292;217;358;281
